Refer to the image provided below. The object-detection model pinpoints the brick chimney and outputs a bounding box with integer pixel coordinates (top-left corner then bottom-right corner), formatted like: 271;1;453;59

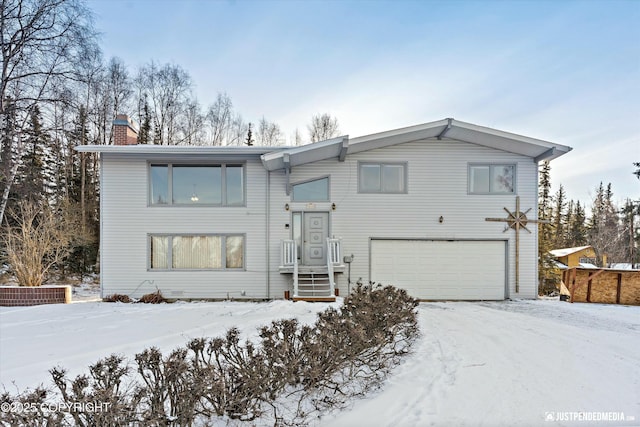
113;114;138;145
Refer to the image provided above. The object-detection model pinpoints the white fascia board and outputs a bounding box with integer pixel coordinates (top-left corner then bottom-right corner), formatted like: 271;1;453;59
347;118;451;153
347;118;572;161
446;120;572;161
261;136;347;171
75;144;283;156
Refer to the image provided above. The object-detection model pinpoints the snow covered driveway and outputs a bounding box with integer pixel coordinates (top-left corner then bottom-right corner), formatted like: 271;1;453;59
1;299;638;426
326;300;640;427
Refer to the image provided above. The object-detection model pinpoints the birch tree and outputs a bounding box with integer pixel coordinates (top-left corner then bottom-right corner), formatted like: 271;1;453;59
0;0;97;223
134;62;193;145
307;113;340;142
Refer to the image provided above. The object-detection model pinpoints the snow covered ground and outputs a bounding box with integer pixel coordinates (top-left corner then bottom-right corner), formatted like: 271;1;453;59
1;296;638;426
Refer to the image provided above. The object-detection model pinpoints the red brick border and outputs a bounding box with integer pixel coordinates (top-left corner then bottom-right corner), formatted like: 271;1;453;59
0;285;72;306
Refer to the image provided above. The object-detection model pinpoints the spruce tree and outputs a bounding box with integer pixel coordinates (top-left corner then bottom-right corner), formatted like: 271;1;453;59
245;123;254;146
17;105;48;203
537;161;559;294
620;199;639;267
552;185;567;248
567;200;587;247
137;96;152;145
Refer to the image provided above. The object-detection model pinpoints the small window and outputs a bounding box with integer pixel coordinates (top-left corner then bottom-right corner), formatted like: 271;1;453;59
150;165;169;204
469;164;515;194
358;163;406;193
149;234;244;270
292;177;329;202
226;166;245;205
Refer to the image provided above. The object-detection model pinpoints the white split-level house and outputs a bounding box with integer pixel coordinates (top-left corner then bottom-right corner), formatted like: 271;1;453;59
76;116;571;301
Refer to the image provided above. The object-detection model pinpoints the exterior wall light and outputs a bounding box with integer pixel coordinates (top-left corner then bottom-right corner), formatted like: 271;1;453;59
331;203;336;211
285;203;290;211
439;216;444;223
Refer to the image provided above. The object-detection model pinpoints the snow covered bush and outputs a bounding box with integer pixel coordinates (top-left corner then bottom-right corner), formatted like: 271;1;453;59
0;284;419;426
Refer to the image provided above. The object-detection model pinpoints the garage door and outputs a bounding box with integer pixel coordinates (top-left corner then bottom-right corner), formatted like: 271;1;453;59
370;240;506;300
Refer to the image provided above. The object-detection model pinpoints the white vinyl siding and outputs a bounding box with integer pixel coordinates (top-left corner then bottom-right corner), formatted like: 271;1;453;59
101;157;268;299
100;137;539;301
269;139;538;300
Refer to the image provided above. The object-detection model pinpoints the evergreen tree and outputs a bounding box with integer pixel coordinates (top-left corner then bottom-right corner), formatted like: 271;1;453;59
537;161;559;294
16;106;49;203
137;96;152;145
620;199;639;267
589;182;622;266
245;123;254;146
567;200;587;247
552;185;567;248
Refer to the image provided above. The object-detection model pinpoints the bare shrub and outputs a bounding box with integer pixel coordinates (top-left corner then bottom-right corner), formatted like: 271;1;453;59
188;329;268;422
138;290;168;304
1;285;420;426
103;294;133;303
275;283;420;421
0;387;63;426
134;347;198;425
2;201;71;286
49;355;138;426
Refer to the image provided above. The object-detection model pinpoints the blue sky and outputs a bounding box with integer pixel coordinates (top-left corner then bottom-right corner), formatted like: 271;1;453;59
88;0;640;207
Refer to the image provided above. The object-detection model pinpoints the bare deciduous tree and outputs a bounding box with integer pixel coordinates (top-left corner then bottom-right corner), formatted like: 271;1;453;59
256;116;282;146
3;200;71;286
205;92;233;146
0;0;97;223
134;62;193;145
307;112;340;142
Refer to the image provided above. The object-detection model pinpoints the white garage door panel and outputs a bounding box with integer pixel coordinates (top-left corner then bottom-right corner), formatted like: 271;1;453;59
371;240;505;300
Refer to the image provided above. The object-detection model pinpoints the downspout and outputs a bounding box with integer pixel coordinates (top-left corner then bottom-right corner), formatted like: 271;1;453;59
266;168;271;299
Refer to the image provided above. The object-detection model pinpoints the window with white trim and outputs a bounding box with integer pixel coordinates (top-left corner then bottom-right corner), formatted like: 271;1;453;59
149;234;244;270
358;162;407;193
469;164;515;194
149;164;244;206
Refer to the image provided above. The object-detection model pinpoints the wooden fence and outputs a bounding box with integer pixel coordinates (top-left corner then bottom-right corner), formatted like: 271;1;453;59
562;268;640;306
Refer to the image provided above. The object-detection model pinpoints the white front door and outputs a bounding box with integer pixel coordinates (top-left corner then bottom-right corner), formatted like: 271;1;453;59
293;212;329;266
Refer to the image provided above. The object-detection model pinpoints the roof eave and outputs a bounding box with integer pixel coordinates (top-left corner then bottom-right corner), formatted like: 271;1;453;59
75;144;286;157
261;136;348;171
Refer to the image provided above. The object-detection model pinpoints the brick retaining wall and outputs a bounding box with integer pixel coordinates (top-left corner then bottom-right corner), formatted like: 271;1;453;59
0;285;72;306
